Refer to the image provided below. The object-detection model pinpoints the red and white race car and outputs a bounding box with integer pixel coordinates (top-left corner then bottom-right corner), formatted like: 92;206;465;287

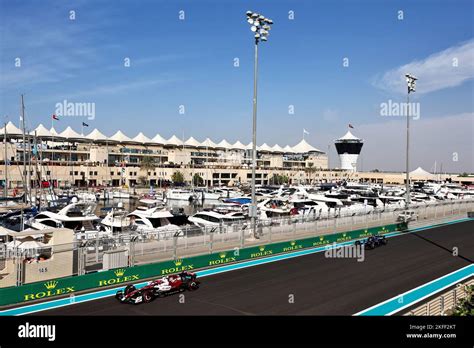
115;271;200;304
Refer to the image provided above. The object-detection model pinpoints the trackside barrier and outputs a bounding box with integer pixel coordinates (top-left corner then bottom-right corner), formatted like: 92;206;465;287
0;222;406;306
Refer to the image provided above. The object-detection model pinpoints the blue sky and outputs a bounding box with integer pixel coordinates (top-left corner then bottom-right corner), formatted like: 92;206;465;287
0;0;473;172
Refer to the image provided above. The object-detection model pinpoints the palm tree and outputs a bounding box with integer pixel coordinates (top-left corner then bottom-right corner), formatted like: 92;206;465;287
172;171;185;185
140;156;156;172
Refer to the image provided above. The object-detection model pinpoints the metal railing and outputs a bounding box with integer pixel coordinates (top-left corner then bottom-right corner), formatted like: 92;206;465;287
403;279;474;316
0;199;473;287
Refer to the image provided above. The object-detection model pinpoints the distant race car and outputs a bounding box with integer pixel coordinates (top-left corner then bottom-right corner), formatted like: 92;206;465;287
355;235;387;250
115;271;200;304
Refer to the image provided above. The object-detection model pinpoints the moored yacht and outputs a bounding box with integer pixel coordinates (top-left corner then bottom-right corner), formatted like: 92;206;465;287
165;188;198;202
27;200;101;233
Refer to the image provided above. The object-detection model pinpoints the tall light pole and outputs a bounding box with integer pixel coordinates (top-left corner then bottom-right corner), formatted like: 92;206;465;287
246;11;273;239
405;73;417;209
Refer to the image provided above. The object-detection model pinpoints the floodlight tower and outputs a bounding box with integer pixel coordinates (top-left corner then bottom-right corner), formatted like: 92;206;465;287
405;73;417;209
245;11;273;239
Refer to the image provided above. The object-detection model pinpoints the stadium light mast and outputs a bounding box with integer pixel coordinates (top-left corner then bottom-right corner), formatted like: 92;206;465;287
246;11;273;239
405;73;417;209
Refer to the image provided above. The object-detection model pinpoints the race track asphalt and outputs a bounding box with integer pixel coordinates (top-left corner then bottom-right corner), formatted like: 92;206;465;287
38;220;474;316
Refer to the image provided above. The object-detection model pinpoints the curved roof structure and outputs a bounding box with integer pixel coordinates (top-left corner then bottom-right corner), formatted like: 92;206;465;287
0;121;23;137
86;128;108;142
60;126;84;140
291;139;322;153
109;130;132;143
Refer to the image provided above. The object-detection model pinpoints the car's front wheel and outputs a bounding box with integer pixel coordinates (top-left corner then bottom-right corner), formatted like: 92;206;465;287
188;281;199;290
143;290;154;303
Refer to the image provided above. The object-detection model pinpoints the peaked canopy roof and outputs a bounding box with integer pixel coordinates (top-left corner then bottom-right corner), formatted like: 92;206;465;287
291;139;322;153
410;167;434;178
232;141;246;150
1;122;328;154
86;128;108;141
283;145;295;153
216;139;232;149
50;127;59;136
200;138;217;148
133;132;152;144
30;124;52;138
259;143;273;152
60;126;84;140
184;136;201;147
109;130;132;143
167;135;183;146
337;130;362;141
271;144;285;153
0;121;23;136
151;133;167;144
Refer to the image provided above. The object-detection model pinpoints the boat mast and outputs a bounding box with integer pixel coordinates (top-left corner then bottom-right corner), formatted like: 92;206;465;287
20;94;30;203
3;121;7;197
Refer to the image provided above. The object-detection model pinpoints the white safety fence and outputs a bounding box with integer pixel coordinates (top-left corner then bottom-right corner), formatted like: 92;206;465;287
1;199;472;286
121;199;474;266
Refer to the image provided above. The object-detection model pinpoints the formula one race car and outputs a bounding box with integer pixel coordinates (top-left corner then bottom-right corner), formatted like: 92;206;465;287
115;271;200;304
355;235;387;250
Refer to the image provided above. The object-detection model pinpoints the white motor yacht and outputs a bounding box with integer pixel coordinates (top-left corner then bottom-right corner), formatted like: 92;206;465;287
127;206;184;238
188;210;246;228
165;188;198;201
27;200;101;232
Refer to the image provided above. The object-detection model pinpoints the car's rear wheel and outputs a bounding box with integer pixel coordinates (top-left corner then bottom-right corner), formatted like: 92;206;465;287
368;242;375;249
143;290;154;303
381;238;387;245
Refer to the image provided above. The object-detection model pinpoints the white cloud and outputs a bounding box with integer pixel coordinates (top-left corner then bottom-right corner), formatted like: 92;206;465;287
354;113;474;173
373;40;474;95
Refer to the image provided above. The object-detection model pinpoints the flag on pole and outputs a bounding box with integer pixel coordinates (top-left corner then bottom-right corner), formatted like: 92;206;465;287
303;129;309;134
348;124;354;129
52;114;59;121
82;122;89;127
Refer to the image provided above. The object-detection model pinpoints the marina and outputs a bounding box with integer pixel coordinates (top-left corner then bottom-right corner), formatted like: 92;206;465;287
0;2;472;344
